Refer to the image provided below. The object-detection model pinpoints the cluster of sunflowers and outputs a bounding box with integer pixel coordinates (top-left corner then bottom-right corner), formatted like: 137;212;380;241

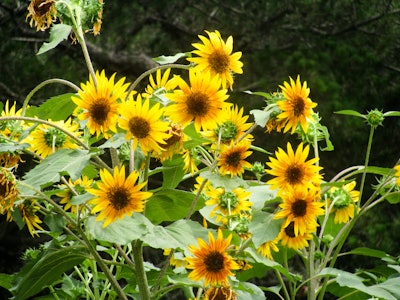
1;1;400;300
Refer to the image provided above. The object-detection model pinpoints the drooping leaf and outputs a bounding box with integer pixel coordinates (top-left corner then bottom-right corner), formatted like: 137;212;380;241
335;110;366;118
152;52;189;64
248;211;282;248
25;93;76;121
11;245;88;300
345;247;393;259
145;189;201;224
250;109;270;127
37;24;72;55
383;111;400;117
23;149;91;188
244;90;272;99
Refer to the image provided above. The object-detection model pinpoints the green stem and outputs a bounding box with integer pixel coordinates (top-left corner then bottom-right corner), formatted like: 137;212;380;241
274;269;290;300
132;240;151;300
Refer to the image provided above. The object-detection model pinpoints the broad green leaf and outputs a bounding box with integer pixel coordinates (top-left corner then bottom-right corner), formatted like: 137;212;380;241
318;213;346;243
98;133;126;149
11;245;88;300
0;142;30;152
385;192;400;204
250;109;270;127
248;211;282;248
23;149;91;188
0;273;13;290
70;193;93;205
376;278;400;299
200;170;248;190
183;123;209;148
145;189;201;224
161;157;185;189
335;110;366;118
25;93;76;121
247;184;278;210
37;24;72;55
152;52;189;64
236;281;266;300
345;247;392;259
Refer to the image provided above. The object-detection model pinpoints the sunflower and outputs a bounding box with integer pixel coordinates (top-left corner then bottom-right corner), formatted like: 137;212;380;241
202;105;253;147
274;186;324;236
266;142;322;191
26;118;81;158
187;30;243;89
72;70;129;138
0;168;19;215
0;100;26;141
395;165;400;186
153;122;186;162
277;75;317;134
0;153;22;169
278;221;313;250
57;176;93;213
183;148;201;175
257;237;280;260
165;69;230;131
204;286;237;300
142;68;180;100
88;166;152;227
205;187;252;224
118;94;171;154
326;181;360;224
18;200;44;237
218;141;252;178
186;229;239;286
26;0;57;31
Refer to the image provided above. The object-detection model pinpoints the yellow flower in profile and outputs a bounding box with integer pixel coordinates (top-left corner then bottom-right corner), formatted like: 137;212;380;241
277;75;317;134
0;100;26;141
278;221;313;250
165;69;230;131
118;95;171;154
18;200;44;237
0;168;19;215
142;68;180;99
206;187;252;223
218;141;252;178
266;142;322;191
72;70;130;138
57;176;93;213
327;181;360;224
26;0;57;31
274;186;324;236
183;148;200;175
186;229;239;286
188;30;243;89
88;166;152;227
202;105;253;146
257;237;280;260
26;118;81;158
204;286;237;300
395;165;400;186
153;123;186;162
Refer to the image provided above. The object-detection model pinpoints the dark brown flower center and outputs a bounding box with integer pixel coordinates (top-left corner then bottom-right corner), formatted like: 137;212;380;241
204;251;225;273
186;92;210;117
284;221;296;238
226;150;241;167
208;50;230;74
129;117;150;139
292;96;306;117
108;187;130;211
34;0;54;16
89;98;110;125
285;164;304;185
292;199;307;217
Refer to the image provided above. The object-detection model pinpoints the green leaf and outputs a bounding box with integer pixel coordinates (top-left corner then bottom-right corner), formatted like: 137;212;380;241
345;247;392;259
70;193;93;205
25;93;76;121
11;245;88;300
200;170;248;190
236;281;266;300
250;109;270;127
152;52;189;64
0;142;30;153
247;184;278;210
37;24;72;55
248;211;281;248
98;133;127;149
0;273;14;290
383;111;400;117
385;192;400;204
183;123;209;148
23;149;91;188
335;110;366;118
161;157;185;189
145;189;200;224
244;90;272;99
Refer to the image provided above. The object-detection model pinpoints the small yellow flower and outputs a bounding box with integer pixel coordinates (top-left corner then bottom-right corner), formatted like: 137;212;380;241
218;140;252;178
57;176;93;213
326;181;360;224
142;68;180;99
19;200;44;237
278;221;313;250
257;237;280;260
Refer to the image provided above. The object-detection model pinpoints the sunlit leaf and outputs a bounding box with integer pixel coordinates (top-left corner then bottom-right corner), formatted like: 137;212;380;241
152;52;189;64
247;184;278;210
335;110;366;118
383;111;400;117
37;24;72;55
236;281;266;300
0;142;30;152
25;93;76;121
248;211;282;248
250;109;270;127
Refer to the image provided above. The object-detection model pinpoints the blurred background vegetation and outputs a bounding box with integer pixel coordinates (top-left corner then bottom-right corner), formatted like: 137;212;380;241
1;0;400;298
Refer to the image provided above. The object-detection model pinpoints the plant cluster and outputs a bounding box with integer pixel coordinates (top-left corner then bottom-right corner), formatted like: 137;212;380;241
1;1;400;299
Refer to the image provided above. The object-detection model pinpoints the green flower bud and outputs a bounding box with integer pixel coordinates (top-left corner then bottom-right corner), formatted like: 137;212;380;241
366;109;384;128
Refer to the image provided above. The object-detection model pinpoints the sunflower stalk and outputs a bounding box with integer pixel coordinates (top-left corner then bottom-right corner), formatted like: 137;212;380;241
132;239;151;300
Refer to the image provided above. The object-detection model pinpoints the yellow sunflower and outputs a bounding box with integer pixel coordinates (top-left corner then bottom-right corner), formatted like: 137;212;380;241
206;187;252;224
326;181;360;224
257;237;280;260
204;286;237;300
153;122;186;162
165;69;230;131
18;200;44;237
0;100;26;141
118;94;171;154
183;148;201;175
88;166;152;227
0;168;19;215
274;186;324;236
278;221;313;250
186;229;239;286
266;142;323;191
72;70;130;138
218;141;252;178
277;75;317;134
26;118;81;158
187;30;243;89
142;68;180;99
395;165;400;186
57;176;93;213
202;105;253;147
26;0;57;31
